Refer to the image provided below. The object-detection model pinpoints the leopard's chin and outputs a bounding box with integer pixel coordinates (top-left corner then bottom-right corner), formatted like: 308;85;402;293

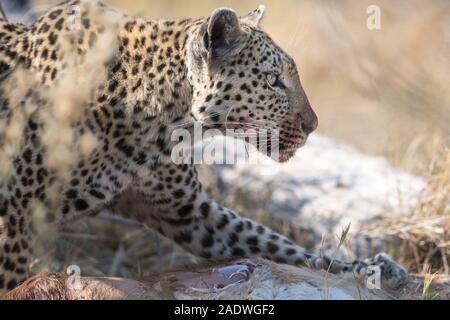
277;137;307;163
278;146;298;163
278;151;296;163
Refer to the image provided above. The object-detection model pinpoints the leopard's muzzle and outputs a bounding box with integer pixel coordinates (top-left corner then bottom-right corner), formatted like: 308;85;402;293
277;101;318;163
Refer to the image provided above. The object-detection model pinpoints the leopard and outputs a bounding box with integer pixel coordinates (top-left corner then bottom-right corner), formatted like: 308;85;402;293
0;0;408;294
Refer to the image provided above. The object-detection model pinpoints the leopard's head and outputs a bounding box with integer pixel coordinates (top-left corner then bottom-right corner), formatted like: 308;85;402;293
187;6;317;162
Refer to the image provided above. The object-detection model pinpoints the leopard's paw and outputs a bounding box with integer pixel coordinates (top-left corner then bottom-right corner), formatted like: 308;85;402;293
362;253;408;290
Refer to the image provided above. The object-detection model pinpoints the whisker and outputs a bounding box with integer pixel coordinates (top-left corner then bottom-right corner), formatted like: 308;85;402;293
170;108;234;129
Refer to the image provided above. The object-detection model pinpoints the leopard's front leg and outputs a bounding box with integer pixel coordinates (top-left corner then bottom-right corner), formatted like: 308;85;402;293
113;163;408;290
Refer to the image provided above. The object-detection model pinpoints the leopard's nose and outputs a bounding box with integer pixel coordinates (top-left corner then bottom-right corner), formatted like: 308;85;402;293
301;111;318;134
299;103;318;134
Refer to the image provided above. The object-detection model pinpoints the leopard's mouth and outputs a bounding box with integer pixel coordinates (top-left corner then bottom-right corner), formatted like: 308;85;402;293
225;117;310;162
248;131;307;163
274;122;309;162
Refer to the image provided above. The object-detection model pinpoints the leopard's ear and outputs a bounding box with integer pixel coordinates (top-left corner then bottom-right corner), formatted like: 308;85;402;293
241;5;266;28
204;7;246;63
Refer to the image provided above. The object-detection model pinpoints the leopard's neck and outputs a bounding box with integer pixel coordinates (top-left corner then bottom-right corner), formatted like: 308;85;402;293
97;16;207;160
114;17;204;125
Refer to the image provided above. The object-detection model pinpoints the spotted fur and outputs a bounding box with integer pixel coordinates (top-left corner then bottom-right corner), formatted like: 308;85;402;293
0;0;407;293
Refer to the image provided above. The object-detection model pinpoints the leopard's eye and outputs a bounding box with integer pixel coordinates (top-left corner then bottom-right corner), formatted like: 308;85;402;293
266;73;278;87
266;73;285;89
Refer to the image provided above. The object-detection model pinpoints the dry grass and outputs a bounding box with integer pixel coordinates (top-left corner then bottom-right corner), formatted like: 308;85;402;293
361;148;449;274
422;266;439;300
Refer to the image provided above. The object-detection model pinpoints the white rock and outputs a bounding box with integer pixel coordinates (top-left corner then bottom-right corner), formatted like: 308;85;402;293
204;134;425;238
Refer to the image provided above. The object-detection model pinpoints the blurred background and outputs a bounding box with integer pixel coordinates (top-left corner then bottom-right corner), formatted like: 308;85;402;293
1;0;449;282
